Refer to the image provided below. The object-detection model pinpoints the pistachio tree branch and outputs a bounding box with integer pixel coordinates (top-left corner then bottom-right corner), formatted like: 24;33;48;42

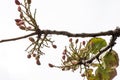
0;27;120;43
0;32;36;43
41;27;120;37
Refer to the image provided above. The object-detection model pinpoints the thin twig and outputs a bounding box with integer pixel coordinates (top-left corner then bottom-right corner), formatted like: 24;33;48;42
0;32;36;43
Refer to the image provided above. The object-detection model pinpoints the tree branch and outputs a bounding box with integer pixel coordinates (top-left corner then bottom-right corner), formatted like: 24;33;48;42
0;32;36;43
0;27;120;43
41;27;120;37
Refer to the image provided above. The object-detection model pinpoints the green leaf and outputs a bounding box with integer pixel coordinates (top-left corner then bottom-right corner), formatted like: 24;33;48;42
103;50;119;68
95;67;109;80
95;66;117;80
109;69;117;80
86;38;107;54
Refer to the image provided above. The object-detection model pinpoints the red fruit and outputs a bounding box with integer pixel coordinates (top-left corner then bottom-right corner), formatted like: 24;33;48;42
48;63;54;68
15;0;20;5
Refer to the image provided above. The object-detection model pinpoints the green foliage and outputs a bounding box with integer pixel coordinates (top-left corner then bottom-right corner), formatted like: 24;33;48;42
94;50;119;80
95;66;111;80
81;50;118;80
95;66;117;80
103;50;119;68
86;38;107;54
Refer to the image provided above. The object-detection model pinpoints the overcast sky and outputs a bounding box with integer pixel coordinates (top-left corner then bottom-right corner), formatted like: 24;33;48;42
0;0;120;80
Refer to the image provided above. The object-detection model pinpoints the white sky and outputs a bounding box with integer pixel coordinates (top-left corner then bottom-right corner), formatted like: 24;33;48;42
0;0;120;80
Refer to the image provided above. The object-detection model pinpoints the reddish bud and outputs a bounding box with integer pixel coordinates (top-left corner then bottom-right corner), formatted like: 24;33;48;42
33;54;36;57
62;55;66;60
18;6;21;12
52;45;57;49
27;0;31;4
36;59;41;65
69;38;72;42
15;0;20;5
83;41;86;45
16;20;24;26
75;39;79;44
29;37;35;42
18;20;24;24
62;52;66;55
48;63;54;68
20;13;23;19
62;49;67;55
15;19;21;23
27;54;31;59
